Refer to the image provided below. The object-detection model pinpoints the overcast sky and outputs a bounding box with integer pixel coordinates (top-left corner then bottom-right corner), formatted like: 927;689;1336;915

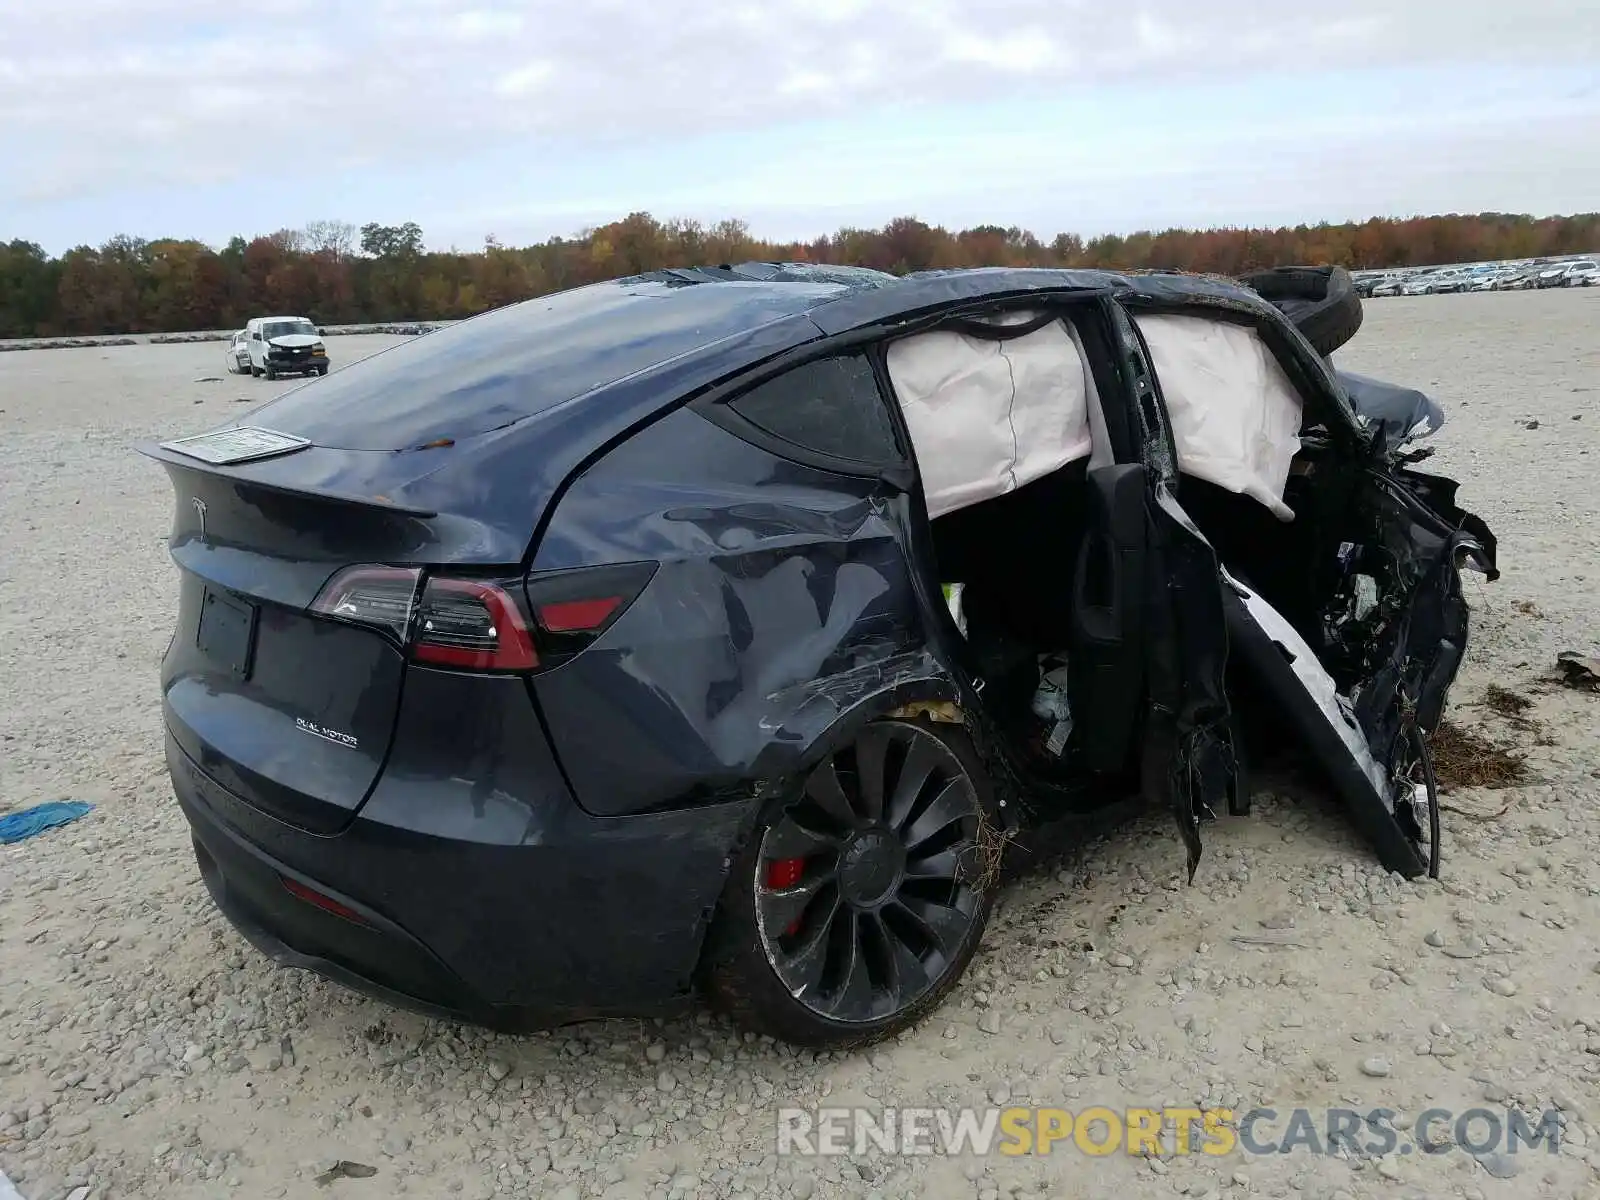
3;0;1598;254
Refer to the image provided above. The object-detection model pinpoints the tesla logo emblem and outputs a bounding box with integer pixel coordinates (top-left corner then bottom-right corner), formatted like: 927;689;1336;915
192;496;208;541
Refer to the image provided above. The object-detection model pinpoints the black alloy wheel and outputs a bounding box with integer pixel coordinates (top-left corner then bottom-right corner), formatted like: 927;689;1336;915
705;718;996;1046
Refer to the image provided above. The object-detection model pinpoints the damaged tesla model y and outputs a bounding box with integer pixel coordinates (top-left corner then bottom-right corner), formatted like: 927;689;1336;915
141;262;1497;1048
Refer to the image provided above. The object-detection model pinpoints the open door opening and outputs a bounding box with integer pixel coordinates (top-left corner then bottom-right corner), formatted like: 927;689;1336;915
924;457;1160;797
880;300;1251;879
884;305;1159;815
1133;307;1497;878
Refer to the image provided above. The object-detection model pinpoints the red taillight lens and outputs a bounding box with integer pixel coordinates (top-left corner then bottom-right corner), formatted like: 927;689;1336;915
310;562;655;673
310;566;422;642
524;562;657;665
412;577;538;671
538;596;623;633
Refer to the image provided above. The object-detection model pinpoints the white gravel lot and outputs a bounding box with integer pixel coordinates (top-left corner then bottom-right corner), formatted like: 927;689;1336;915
1;292;1598;1200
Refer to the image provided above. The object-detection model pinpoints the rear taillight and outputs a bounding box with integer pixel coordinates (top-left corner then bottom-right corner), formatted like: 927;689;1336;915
309;566;421;642
412;576;538;671
539;596;623;633
524;563;657;666
309;561;656;672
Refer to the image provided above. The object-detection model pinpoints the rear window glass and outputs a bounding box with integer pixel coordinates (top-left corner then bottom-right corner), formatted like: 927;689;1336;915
250;280;843;451
729;355;902;465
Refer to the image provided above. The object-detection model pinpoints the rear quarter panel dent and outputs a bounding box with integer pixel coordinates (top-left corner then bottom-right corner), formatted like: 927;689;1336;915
531;410;942;818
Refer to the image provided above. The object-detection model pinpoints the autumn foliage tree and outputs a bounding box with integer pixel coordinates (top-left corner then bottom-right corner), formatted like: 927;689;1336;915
2;210;1595;339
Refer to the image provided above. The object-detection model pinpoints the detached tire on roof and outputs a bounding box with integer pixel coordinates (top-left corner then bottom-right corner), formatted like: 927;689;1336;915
1238;265;1364;357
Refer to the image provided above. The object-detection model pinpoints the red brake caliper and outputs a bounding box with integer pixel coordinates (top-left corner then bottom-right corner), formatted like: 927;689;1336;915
765;857;806;936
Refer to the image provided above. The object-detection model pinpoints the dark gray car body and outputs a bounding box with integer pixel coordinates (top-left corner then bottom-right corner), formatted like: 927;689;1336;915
140;264;1496;1029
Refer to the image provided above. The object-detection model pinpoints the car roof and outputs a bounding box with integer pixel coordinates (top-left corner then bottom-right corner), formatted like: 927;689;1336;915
248;262;1278;454
183;261;1365;565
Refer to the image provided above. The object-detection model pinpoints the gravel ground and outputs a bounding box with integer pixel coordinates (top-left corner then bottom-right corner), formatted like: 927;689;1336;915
1;292;1597;1200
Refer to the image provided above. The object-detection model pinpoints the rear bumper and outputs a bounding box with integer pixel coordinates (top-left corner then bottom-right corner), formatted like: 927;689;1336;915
182;782;481;1023
168;726;758;1030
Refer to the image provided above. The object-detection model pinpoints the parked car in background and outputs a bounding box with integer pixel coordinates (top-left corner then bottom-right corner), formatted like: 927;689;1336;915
224;330;252;374
1562;261;1598;287
1355;272;1403;298
1402;270;1457;295
142;262;1494;1047
244;316;330;379
1535;263;1575;289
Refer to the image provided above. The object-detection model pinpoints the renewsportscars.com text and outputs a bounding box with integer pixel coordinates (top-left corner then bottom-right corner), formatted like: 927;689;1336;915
776;1105;1565;1159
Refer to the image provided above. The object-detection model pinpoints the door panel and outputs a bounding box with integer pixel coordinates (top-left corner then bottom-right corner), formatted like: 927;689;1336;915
1140;485;1242;880
1220;570;1430;878
1103;302;1242;880
1067;463;1149;775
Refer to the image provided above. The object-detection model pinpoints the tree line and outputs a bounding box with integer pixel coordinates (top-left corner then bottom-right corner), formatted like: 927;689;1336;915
2;211;1596;339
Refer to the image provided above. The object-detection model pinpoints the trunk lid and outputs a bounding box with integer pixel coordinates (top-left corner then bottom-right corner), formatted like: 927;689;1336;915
153;456;432;834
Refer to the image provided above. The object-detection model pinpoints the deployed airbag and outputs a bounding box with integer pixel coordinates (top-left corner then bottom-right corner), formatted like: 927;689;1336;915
1135;314;1303;521
887;313;1093;519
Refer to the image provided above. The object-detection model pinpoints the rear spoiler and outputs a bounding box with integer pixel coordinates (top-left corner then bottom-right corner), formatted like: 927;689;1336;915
135;439;440;518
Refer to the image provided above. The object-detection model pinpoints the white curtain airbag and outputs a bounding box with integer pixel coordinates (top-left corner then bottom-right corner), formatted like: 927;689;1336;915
1134;314;1303;521
886;314;1093;519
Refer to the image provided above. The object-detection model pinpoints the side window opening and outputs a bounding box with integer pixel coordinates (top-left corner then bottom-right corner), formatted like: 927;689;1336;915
726;354;902;466
884;309;1095;519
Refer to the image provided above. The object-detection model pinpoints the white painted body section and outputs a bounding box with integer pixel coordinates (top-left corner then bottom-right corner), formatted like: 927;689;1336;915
1221;568;1389;795
1134;313;1304;521
885;312;1093;519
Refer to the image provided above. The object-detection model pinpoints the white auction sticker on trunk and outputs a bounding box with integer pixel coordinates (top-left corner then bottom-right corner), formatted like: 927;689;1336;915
160;426;311;465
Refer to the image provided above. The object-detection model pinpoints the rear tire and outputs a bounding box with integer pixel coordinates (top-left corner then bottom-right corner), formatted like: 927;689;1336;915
702;718;999;1049
1239;265;1364;357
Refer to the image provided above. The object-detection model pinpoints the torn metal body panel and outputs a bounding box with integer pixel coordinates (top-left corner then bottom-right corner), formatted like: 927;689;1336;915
1336;370;1447;452
1221;572;1422;874
1194;459;1495;878
143;260;1497;1046
1145;487;1241;881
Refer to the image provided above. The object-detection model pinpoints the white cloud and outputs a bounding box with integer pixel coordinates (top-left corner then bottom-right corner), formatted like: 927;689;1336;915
452;10;526;39
1133;12;1184;59
0;0;1597;213
495;61;554;98
941;29;1063;73
778;70;833;97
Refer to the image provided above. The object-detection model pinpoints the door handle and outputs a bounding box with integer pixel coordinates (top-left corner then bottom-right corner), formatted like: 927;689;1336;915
1073;528;1122;645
